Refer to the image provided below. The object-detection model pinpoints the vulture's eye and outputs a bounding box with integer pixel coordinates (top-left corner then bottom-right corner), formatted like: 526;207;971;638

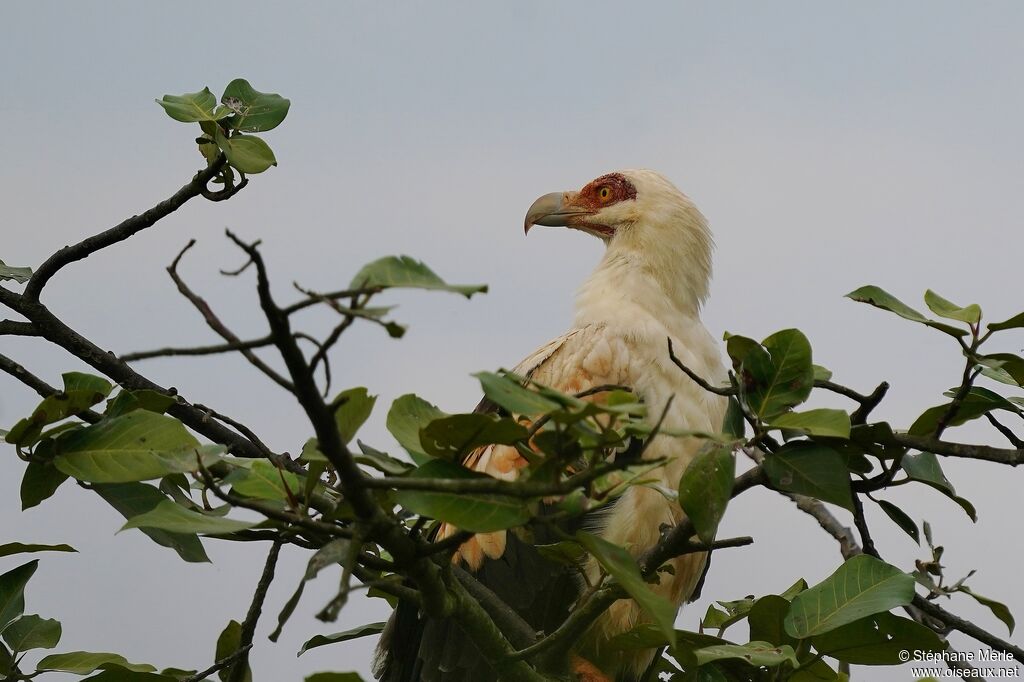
598;186;612;202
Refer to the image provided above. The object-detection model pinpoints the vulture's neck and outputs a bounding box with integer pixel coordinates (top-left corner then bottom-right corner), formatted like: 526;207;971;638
574;216;713;329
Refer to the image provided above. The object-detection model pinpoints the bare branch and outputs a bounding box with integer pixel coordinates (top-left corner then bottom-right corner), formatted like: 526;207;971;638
913;596;1024;665
226;540;281;682
24;155;231;300
887;432;1024;466
120;335;275;362
167;239;294;392
667;338;734;396
985;412;1024;448
0;320;37;336
181;644;252;682
282;286;383;315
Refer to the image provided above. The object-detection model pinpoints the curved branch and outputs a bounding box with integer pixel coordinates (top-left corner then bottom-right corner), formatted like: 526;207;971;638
24;155;230;300
667;338;734;396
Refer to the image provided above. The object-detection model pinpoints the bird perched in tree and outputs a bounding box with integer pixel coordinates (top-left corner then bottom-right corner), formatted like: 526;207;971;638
375;170;728;682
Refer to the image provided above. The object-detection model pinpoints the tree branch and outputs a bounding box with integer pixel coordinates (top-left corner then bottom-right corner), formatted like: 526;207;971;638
0;352;101;423
887;433;1024;466
182;644;252;682
120;335;275;362
227;540;281;682
0;320;37;336
24;155;230;300
913;596;1024;665
667;338;734;396
166;239;294;392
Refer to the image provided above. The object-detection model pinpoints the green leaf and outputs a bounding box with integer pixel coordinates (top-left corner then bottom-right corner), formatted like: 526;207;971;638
735;330;814;420
763;442;853;511
386;394;448;464
305;674;366;682
354;440;412;475
534;540;586;566
747;595;798;648
155;87;219;122
811;612;944;664
784;554;915;638
901;452;976;521
6;372;113;446
924;290;981;325
576;531;677;648
350;255;487;298
230;460;300;501
780;578;808;601
332;388;376;444
909;388;1016;437
694;641;798;668
876;500;920;544
721;397;745;439
104;390;176;418
93;482;209;563
21;454;70;510
812;364;833;382
0;561;37;633
37;651;156;674
297;622;386;656
419;413;528;460
0;260;32;283
214;128;276;174
678;444;735;544
220;79;290;132
82;670;177;682
959;587;1015;635
272;539;353;642
767;409;851;439
846;285;967;337
988;312;1024;332
53;411;214;483
0;543;75;558
3;614;61;652
121;500;258;535
394;460;529;532
978;353;1024;386
215;620;250;682
474;371;561;415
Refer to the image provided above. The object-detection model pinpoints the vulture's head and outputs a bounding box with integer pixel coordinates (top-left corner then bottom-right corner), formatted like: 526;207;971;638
524;169;714;309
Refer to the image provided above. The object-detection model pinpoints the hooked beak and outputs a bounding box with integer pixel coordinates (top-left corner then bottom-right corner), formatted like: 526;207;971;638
523;191;593;234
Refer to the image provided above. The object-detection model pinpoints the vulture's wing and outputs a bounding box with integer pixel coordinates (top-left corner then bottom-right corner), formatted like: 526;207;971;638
375;324;635;682
443;323;632;568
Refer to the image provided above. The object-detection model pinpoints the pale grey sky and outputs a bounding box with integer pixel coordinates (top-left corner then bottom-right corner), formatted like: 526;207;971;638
2;2;1023;680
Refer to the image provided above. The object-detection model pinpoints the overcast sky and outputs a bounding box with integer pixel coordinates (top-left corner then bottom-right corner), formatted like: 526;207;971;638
2;2;1023;680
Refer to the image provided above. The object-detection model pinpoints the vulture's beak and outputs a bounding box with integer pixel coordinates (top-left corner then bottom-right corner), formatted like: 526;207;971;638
523;191;591;234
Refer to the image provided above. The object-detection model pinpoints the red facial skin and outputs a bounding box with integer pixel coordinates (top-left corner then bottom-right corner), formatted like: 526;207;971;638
565;173;638;236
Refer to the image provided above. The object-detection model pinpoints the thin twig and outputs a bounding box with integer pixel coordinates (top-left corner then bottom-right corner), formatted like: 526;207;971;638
181;644;252;682
24;155;230;300
667;338;734;396
985;413;1024;448
167;239;294;392
120;335;275;362
913;596;1024;664
0;353;102;423
226;540;281;682
192;402;280;462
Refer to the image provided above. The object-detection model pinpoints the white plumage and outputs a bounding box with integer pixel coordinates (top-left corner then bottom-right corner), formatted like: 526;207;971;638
441;169;728;679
